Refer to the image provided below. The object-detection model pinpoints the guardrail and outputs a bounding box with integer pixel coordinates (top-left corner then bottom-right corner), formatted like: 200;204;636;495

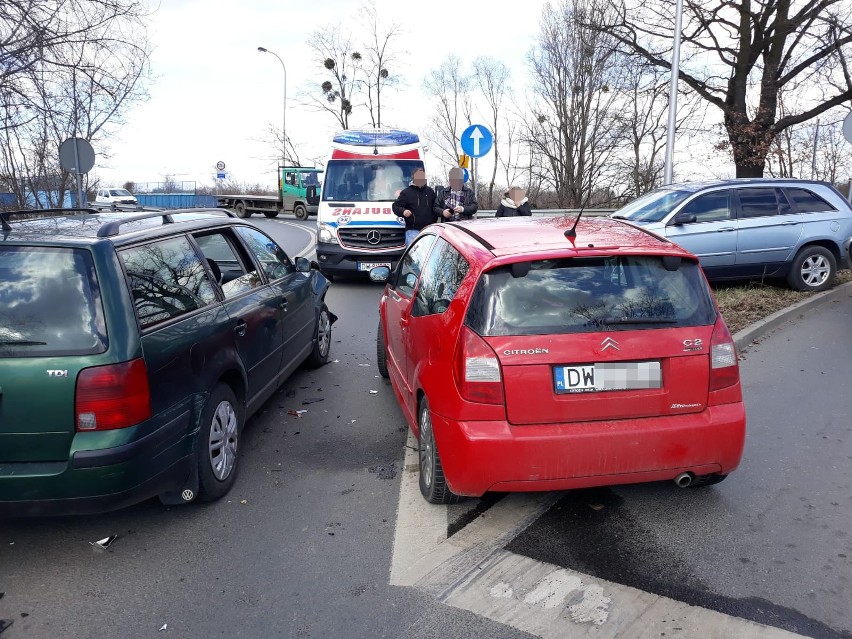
474;209;615;218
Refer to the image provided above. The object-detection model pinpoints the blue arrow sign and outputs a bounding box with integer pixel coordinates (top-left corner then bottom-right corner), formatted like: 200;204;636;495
460;124;493;158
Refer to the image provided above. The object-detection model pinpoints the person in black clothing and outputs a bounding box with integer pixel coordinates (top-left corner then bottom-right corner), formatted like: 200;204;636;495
434;167;478;221
495;186;532;217
392;167;438;246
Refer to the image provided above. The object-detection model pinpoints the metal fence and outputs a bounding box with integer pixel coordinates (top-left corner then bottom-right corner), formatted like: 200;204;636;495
475;208;615;218
135;181;199;194
136;194;217;209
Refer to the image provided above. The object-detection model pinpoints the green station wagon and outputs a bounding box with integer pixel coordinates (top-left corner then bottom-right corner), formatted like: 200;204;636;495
0;208;334;517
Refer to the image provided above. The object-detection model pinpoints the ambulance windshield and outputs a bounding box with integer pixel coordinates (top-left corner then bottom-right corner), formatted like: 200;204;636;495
322;160;425;202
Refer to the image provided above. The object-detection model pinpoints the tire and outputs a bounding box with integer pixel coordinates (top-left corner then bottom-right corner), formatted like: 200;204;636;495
787;245;836;292
263;210;279;218
234;201;251;218
418;397;462;504
294;204;308;220
377;321;389;379
197;383;242;502
303;304;332;368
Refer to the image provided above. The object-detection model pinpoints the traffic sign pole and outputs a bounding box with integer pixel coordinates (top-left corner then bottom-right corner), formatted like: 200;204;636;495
72;139;84;207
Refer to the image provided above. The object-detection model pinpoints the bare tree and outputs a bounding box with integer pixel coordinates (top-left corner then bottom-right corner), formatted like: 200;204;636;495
303;25;362;130
357;0;405;128
766;108;852;183
597;0;852;178
472;56;510;207
525;0;625;208
0;0;150;207
423;55;473;173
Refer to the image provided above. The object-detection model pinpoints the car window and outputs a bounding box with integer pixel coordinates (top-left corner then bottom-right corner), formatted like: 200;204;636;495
395;234;437;297
612;189;693;223
412;238;469;317
0;246;108;357
784;188;836;213
193;231;262;299
465;255;717;336
676;190;732;223
737;188;784;219
119;236;217;329
234;226;295;281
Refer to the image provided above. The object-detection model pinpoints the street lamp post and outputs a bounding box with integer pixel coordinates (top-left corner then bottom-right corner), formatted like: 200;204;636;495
663;0;684;185
257;46;287;166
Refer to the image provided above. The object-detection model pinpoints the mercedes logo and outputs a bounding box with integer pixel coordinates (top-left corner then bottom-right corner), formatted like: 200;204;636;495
601;337;620;351
366;230;382;245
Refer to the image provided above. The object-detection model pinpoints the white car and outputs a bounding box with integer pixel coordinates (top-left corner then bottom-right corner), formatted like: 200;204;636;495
95;188;138;205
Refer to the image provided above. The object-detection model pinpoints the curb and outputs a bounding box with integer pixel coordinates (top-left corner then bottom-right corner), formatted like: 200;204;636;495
733;280;852;352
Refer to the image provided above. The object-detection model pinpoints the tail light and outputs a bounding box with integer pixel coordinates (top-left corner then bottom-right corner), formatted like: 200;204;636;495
76;358;152;431
454;326;504;404
709;318;739;391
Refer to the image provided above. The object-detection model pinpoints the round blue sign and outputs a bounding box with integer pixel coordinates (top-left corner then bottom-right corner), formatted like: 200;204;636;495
460;124;493;158
463;168;470;183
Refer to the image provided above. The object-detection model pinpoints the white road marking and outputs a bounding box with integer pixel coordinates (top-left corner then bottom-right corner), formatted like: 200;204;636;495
273;220;316;258
390;434;813;638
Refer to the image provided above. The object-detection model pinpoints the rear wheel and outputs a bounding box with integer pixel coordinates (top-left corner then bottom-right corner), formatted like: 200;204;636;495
377;321;389;378
263;210;279;218
418;397;462;504
197;383;242;502
304;304;332;368
234;201;251;218
787;246;836;291
294;204;308;220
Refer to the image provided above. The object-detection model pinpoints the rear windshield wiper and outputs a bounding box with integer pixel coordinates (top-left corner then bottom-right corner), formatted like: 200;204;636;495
0;340;48;345
599;317;677;325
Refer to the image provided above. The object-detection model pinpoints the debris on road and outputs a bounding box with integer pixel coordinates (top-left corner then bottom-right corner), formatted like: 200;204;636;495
90;535;118;549
0;620;13;635
159;623;168;631
368;463;398;480
301;398;324;405
358;363;370;367
287;410;307;418
369;390;378;395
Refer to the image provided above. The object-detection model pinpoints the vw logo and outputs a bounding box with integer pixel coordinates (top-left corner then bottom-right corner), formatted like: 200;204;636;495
601;337;620;352
181;489;195;501
366;230;382;245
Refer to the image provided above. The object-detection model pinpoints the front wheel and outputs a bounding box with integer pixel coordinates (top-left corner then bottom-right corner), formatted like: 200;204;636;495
418;397;462;504
294;204;308;220
197;383;242;502
787;246;836;291
304;304;332;368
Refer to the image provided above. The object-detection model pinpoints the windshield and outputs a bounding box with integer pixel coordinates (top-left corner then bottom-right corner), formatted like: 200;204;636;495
465;256;716;336
322;159;424;202
612;189;692;223
110;189;132;197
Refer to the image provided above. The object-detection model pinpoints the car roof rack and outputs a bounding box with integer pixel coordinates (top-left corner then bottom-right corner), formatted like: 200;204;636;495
0;208;99;231
97;211;176;237
89;203;167;213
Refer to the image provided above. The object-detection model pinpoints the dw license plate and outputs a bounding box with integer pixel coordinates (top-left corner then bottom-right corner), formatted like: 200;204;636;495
358;262;391;272
554;362;662;394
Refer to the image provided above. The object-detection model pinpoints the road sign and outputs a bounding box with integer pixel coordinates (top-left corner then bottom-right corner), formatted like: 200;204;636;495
463;168;470;183
843;112;852;144
216;172;226;180
216;161;226;171
458;154;470;169
460;125;493;158
58;137;95;173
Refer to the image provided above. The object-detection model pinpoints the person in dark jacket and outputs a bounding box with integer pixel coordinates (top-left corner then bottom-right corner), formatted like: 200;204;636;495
495;186;532;217
434;167;478;221
392;167;438;246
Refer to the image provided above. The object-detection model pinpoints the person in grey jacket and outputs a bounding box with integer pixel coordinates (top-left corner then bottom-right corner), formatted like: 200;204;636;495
434;167;479;221
495;186;532;217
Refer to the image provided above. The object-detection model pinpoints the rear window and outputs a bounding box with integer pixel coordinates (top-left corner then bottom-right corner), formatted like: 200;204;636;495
0;246;108;356
465;256;717;336
784;188;835;213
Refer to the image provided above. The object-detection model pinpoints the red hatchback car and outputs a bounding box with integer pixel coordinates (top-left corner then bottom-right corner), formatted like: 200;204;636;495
372;215;746;504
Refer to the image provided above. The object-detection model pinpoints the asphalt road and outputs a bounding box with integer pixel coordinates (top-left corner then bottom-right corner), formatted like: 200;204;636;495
0;214;848;638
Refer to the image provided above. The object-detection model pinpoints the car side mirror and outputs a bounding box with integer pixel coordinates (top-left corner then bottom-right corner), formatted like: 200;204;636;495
306;185;318;204
369;266;391;282
673;213;697;225
295;257;311;272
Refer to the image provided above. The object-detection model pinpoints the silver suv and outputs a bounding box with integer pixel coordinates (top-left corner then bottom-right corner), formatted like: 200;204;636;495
612;179;852;291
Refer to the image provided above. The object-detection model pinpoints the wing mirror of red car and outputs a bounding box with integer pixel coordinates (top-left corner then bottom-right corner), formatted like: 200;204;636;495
369;266;391;282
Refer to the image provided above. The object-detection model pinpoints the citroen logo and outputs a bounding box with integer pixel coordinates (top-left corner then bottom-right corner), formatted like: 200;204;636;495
601;337;620;351
366;230;382;245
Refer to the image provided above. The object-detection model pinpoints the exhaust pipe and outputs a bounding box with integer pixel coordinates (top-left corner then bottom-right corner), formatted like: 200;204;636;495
674;472;693;488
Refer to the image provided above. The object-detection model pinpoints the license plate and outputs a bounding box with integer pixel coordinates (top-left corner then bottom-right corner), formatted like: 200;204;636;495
554;362;662;394
358;262;391;272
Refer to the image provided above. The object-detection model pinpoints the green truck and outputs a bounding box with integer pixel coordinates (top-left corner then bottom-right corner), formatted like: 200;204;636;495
216;166;323;220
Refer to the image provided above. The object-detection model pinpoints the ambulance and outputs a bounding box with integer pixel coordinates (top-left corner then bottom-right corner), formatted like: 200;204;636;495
315;128;426;279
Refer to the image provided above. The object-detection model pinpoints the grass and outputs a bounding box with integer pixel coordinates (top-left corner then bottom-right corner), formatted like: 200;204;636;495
711;270;852;334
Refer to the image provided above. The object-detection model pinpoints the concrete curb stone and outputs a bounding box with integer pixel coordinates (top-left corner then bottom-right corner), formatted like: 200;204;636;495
733;280;852;353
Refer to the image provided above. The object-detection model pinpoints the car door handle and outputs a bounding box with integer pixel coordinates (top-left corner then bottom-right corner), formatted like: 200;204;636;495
234;320;247;337
278;298;288;310
716;227;735;232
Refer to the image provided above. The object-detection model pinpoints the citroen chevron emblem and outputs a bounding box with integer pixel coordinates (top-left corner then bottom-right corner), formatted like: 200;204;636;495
601;337;620;351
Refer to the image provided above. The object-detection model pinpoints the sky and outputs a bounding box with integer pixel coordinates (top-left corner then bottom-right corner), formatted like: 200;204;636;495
94;0;556;190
